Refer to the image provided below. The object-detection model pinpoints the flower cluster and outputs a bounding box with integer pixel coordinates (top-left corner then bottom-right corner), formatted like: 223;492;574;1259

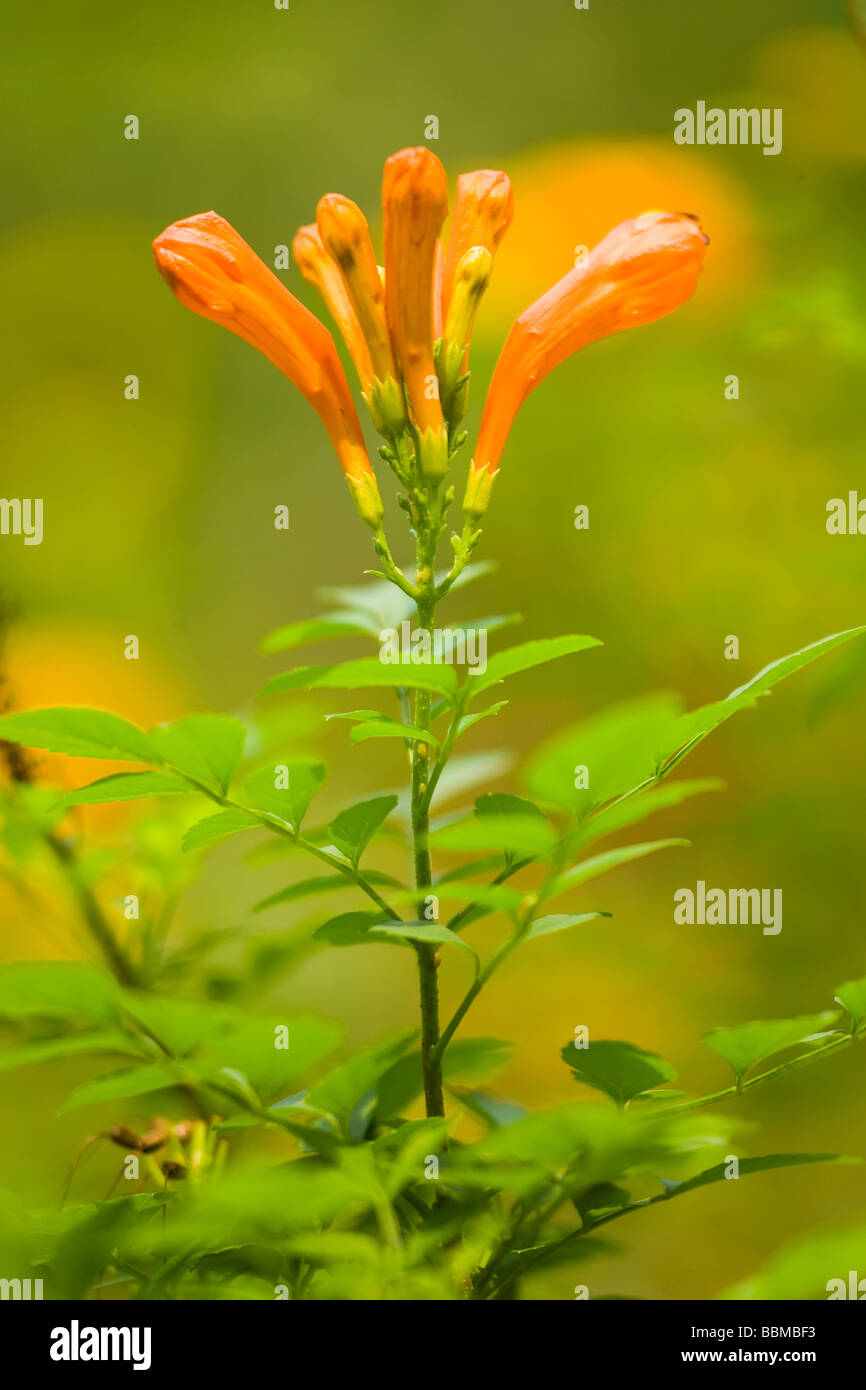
154;147;707;532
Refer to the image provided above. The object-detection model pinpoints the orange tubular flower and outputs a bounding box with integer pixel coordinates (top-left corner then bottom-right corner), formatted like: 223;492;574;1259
292;223;375;392
465;210;708;518
383;146;449;480
315;194;405;435
440;169;513;326
153;212;382;527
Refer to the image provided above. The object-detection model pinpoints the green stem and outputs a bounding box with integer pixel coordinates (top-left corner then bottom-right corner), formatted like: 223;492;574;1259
412;558;445;1118
45;830;139;987
658;1031;858;1116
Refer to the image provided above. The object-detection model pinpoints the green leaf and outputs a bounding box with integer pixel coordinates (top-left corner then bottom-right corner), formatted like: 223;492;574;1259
119;991;237;1056
148;714;247;795
703;1011;842;1080
0;962;119;1023
524;912;610;941
0;707;157;763
475;791;544;820
0;1031;145;1072
834;975;866;1031
561;1039;678;1105
62;1063;184;1110
549;839;689;897
436;855;504;884
350;720;440;751
529;629;866;814
434;814;555;860
526;694;684;815
306;1029;417;1122
329;794;399;866
456;701;508;739
55;771;190;808
313;910;387;947
466;634;602;697
366;920;478;964
585;1154;855;1229
182;808;262;852
576;779;724;850
253;870;398;914
197;1014;343;1103
260;658;458;700
260;616;373;655
418;880;525;912
377;1037;513;1120
669;626;866;768
244;757;326;832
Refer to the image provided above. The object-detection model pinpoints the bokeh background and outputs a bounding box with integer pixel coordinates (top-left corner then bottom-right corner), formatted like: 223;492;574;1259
2;0;865;1298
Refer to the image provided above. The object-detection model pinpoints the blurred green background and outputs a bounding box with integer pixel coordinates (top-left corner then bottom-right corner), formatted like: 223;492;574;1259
2;0;865;1298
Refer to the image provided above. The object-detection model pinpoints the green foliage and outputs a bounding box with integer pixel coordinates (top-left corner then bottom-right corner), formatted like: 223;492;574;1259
702;1012;842;1081
244;757;326;831
0;707;157;762
0;575;863;1300
561;1040;678;1105
328;794;399;866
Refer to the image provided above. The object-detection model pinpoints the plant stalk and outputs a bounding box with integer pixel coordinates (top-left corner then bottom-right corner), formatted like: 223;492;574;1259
412;555;445;1118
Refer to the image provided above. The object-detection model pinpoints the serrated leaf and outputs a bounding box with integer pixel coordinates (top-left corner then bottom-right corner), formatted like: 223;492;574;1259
182;808;261;852
562;1039;677;1105
703;1011;842;1080
244;757;325;832
834;975;866;1031
0;707;157;763
148;713;247;795
55;771;190;808
329;794;398;866
466;634;602;697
